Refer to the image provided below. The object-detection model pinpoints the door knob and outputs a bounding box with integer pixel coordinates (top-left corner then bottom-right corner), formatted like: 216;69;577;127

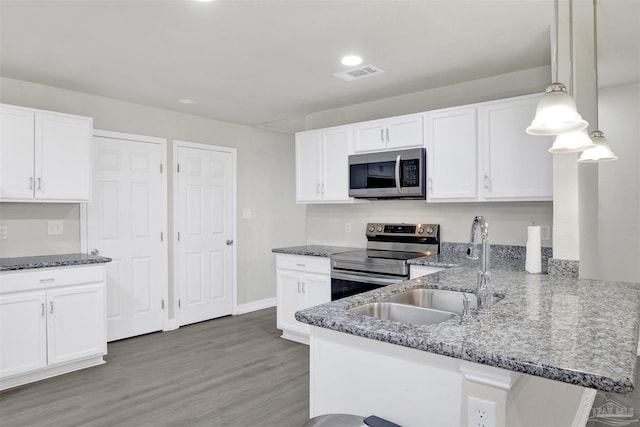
226;240;234;246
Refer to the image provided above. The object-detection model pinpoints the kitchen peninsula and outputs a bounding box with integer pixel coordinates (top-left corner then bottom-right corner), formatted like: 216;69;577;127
296;255;640;427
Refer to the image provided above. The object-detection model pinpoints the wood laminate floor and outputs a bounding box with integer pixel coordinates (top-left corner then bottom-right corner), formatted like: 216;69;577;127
0;308;310;427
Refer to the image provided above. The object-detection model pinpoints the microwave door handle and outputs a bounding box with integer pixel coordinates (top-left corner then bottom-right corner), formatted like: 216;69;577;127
395;154;401;193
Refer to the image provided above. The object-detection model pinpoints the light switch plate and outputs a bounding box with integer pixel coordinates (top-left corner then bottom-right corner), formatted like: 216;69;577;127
48;220;64;235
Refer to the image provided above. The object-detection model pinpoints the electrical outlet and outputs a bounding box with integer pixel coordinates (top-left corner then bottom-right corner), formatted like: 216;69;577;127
540;224;551;241
0;225;7;240
345;222;352;233
242;208;252;219
468;396;496;427
47;220;64;235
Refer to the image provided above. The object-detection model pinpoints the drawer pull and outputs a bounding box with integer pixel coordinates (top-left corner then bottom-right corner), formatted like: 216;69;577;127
296;264;306;268
49;301;54;314
39;278;55;283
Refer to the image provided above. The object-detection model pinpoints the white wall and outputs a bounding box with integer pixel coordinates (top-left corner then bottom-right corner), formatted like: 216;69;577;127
0;77;307;305
306;201;553;248
305;67;555;248
595;83;640;283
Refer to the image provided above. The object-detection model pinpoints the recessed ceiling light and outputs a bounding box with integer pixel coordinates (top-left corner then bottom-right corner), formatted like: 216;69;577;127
341;55;362;66
179;98;195;104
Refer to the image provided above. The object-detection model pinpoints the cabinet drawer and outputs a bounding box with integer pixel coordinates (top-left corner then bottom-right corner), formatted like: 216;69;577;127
0;265;104;294
276;254;330;275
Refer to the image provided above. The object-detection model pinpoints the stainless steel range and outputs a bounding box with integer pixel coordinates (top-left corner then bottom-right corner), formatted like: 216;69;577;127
330;223;440;300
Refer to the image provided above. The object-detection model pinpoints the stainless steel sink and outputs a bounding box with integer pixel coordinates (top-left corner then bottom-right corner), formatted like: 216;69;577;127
384;288;503;313
348;302;456;325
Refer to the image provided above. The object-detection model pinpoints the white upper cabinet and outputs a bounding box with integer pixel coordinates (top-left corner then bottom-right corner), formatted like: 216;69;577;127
0;104;93;202
424;94;553;202
479;95;553;200
352;113;423;153
424;106;478;201
296;125;354;203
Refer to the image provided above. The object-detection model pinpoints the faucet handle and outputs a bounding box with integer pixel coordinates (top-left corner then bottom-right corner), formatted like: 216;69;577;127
460;294;471;325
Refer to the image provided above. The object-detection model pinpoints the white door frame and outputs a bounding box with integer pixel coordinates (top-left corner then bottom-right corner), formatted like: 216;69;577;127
172;140;238;325
80;129;169;332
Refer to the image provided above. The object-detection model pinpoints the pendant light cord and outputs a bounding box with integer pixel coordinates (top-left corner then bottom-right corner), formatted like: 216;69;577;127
552;0;559;82
593;0;600;129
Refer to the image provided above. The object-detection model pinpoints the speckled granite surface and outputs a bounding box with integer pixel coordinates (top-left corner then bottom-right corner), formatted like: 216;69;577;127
0;253;113;271
548;258;580;278
272;245;360;258
296;258;640;393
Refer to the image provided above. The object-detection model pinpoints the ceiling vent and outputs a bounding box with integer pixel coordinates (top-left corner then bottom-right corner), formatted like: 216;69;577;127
334;65;384;81
256;118;306;134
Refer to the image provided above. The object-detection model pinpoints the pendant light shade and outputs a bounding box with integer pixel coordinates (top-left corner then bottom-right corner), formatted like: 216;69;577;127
549;128;595;153
526;83;589;136
577;131;618;162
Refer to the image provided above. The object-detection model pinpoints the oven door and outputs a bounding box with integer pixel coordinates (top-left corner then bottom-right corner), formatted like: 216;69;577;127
330;270;407;301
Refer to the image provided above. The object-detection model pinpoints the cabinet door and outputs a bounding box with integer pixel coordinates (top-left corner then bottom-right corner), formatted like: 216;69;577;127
276;270;305;334
47;284;106;366
424;107;478;201
35;112;92;201
302;272;331;309
480;96;553;200
385;114;423;150
0;105;35;200
0;292;47;378
296;131;322;202
353;120;386;153
321;126;351;201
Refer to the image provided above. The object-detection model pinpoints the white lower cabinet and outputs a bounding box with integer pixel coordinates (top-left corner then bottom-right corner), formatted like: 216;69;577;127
0;265;107;390
276;254;330;344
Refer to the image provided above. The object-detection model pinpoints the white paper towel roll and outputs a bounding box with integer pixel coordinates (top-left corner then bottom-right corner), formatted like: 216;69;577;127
526;226;542;273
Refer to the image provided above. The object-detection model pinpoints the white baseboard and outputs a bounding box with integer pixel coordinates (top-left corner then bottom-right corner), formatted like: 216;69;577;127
236;297;277;315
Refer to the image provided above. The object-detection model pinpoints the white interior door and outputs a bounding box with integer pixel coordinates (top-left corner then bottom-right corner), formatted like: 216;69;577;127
85;132;167;341
175;142;235;327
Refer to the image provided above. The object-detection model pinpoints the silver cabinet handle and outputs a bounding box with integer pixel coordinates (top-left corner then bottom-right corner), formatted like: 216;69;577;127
297;281;301;293
39;277;55;283
37;177;42;191
226;240;234;245
484;174;491;191
49;301;54;314
316;183;321;195
41;303;45;316
428;177;433;193
321;183;325;195
29;177;34;190
380;129;384;143
386;128;390;142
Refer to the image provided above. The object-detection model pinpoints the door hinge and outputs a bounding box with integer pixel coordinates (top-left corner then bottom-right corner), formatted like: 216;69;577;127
160;163;163;173
177;163;180;173
161;299;165;309
160;231;163;242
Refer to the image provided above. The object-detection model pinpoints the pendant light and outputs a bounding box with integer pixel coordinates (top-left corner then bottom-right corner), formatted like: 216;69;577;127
526;0;588;136
578;0;618;163
548;0;595;153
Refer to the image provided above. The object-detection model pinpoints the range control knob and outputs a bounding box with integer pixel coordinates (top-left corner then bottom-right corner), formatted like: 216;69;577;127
376;225;383;232
368;225;375;232
417;227;425;234
426;227;435;234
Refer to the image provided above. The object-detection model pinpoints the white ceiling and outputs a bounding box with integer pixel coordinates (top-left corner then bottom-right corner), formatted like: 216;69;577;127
1;0;638;133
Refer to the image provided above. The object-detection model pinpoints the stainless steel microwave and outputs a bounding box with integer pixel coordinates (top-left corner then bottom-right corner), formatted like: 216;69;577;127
348;148;426;199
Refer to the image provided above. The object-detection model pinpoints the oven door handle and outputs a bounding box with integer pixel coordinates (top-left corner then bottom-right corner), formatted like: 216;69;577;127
394;154;402;193
332;271;404;286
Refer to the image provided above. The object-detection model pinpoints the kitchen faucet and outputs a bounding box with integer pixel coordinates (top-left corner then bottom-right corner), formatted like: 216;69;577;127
466;215;492;314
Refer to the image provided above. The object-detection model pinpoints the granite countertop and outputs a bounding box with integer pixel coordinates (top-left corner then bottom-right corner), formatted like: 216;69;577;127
296;257;640;393
272;245;360;258
0;253;113;272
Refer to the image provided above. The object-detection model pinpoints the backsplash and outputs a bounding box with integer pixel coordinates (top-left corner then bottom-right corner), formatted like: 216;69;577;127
0;203;81;258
